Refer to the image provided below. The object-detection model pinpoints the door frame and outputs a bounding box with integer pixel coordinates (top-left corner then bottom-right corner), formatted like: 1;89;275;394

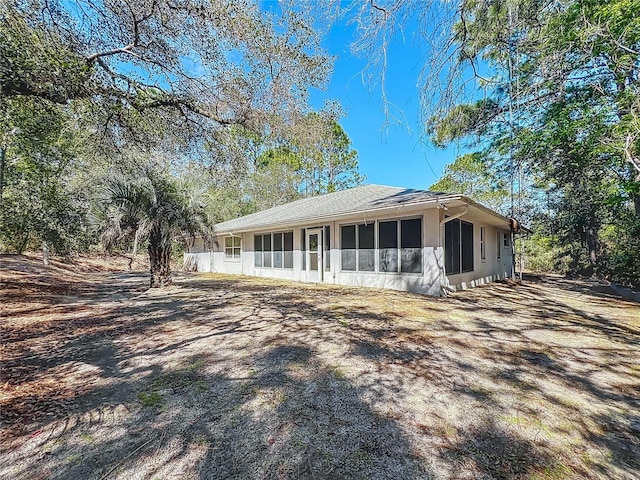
305;228;323;282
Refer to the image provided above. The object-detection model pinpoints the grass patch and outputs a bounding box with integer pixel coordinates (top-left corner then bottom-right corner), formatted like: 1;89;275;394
186;358;206;372
151;369;209;392
65;454;82;465
138;391;164;408
79;433;95;444
328;365;347;380
349;448;371;464
240;382;258;396
501;415;554;439
463;385;494;400
531;462;573;480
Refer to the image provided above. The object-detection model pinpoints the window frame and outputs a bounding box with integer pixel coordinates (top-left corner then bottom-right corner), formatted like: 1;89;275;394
460;221;474;273
340;223;358;272
480;226;486;262
340;216;423;275
400;217;423;273
358;222;375;271
225;236;241;260
254;231;294;269
444;218;474;275
378;220;399;273
254;234;263;267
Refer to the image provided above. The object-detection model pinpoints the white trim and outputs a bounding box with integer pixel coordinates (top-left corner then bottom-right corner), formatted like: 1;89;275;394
306;228;323;282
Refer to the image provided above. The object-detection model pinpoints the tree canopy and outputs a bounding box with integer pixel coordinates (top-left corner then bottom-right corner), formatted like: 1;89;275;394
429;152;510;215
1;0;331;146
0;1;369;287
326;0;639;286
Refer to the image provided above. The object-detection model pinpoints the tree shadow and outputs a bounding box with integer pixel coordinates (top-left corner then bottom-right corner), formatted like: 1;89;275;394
585;412;640;476
443;420;553;480
3;344;432;479
2;265;640;479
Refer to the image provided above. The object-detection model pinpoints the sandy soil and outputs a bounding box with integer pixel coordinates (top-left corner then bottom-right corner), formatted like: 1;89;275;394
1;254;639;479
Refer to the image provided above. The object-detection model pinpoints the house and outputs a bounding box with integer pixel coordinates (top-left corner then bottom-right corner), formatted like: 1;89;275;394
185;184;516;296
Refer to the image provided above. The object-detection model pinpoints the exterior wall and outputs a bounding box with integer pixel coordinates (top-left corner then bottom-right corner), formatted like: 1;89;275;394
441;220;513;292
329;208;444;296
184;206;513;296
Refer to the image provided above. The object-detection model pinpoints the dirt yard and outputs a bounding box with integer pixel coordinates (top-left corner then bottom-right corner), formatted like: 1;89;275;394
1;254;639;480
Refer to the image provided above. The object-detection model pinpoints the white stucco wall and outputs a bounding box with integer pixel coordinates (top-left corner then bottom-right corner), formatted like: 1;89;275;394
185;205;513;296
442;221;513;292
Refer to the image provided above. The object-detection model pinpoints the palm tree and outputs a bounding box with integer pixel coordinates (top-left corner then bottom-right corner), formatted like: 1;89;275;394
99;171;214;287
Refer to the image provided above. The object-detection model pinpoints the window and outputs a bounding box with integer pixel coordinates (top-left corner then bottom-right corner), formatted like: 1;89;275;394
461;221;474;272
284;232;293;268
379;221;398;272
341;225;356;271
480;227;486;261
254;235;263;267
274;233;283;268
445;220;460;275
445;219;474;275
263;233;272;267
358;223;375;271
497;231;501;260
401;218;422;273
341;217;423;274
301;228;306;270
503;233;510;248
225;236;241;259
254;232;293;269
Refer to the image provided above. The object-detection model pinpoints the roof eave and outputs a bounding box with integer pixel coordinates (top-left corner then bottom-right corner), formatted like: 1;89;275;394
212;194;477;235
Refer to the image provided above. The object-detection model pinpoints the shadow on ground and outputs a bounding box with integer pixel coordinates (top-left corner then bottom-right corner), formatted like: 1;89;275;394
1;265;639;479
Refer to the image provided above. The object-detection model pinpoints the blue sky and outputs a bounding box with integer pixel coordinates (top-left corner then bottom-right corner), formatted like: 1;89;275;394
309;17;466;190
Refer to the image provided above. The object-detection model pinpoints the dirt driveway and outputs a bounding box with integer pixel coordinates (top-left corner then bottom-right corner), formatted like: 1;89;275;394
1;255;639;479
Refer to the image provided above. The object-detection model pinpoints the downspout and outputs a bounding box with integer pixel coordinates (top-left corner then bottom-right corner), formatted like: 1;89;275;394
511;231;516;281
439;206;468;225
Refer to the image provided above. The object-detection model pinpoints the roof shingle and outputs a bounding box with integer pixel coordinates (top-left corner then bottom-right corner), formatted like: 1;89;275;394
214;184;453;233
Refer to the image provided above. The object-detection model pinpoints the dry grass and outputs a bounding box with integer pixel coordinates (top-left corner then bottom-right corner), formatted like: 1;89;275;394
1;255;639;479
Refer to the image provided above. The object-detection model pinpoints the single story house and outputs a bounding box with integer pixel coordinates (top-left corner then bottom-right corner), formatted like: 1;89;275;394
185;184;516;296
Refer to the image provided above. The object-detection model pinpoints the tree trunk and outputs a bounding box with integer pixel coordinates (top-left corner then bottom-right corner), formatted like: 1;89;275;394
42;240;50;266
148;242;172;288
16;233;29;255
0;145;6;207
586;227;598;266
129;231;139;270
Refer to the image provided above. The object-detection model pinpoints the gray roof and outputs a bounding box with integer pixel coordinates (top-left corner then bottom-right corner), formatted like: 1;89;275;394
215;184;460;234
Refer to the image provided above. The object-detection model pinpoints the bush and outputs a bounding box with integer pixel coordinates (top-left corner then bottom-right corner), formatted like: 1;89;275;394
520;233;572;274
598;217;640;289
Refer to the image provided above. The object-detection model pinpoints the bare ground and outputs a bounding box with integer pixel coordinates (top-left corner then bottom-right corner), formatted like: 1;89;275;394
1;254;639;480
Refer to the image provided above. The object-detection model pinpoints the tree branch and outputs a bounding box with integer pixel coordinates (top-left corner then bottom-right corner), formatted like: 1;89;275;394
87;44;136;63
